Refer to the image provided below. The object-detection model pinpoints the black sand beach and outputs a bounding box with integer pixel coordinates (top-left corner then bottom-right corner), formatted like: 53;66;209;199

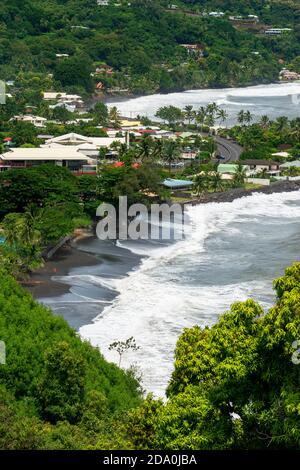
26;180;300;331
26;236;142;330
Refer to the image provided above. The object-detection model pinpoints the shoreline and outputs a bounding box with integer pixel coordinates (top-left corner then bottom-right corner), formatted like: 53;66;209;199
183;180;300;207
26;237;143;330
98;80;280;105
26;180;300;330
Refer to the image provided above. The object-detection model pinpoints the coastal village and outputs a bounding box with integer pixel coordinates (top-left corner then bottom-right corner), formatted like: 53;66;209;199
2;0;300;456
1;89;300;200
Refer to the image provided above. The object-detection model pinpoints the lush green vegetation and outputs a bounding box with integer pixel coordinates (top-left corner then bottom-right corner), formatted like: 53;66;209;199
1;0;300;97
0;269;141;449
128;262;300;449
2;257;300;449
0;165;97;275
221;114;300;161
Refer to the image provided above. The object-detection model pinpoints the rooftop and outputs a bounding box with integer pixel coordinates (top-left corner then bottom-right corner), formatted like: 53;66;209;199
163;178;194;189
1;148;90;162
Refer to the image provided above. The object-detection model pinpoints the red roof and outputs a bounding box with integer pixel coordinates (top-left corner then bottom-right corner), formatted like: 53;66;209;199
139;129;155;134
4;137;12;141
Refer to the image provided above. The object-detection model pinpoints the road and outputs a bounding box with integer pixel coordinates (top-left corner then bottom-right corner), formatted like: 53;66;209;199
215;136;243;162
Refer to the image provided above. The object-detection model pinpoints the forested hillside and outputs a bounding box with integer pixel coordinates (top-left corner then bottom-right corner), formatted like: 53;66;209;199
1;0;300;95
0;269;142;449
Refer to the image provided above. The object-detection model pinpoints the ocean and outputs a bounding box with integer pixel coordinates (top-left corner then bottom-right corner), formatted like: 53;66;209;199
107;82;300;125
40;191;300;397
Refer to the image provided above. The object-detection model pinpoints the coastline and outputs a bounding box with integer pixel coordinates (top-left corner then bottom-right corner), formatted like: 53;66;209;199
26;180;300;330
183;180;300;207
97;80;280;105
26;237;143;330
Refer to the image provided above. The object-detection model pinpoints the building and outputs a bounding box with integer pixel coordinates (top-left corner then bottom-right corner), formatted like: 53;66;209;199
11;115;47;128
44;132;125;149
180;44;206;58
97;0;109;5
43;92;82;101
217;163;240;179
280;160;300;169
208;11;225;18
279;69;300;81
0;148;91;171
229;15;259;24
242;159;281;175
265;28;292;35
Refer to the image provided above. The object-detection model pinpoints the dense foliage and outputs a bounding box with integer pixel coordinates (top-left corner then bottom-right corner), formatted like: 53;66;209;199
2;251;300;448
128;262;300;449
0;269;141;449
1;0;300;95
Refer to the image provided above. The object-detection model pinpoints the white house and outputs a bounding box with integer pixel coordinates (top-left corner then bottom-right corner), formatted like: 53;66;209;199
208;11;225;18
43;92;82;101
0;147;91;170
11;115;47;128
265;28;292;35
44;132;125;147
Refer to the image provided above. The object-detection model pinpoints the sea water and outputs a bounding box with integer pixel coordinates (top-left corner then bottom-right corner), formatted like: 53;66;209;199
107;82;300;125
76;191;300;396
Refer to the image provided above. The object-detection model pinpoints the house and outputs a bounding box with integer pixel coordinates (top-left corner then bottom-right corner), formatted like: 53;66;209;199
242;159;281;175
217;163;240;179
45;132;125;150
265;28;292;35
280;160;300;169
208;11;225;18
180;44;206;58
43;92;83;105
56;53;69;58
120;119;142;128
0;148;91;171
229;15;259;24
279;69;300;81
97;0;109;5
95;64;114;75
10;115;47;128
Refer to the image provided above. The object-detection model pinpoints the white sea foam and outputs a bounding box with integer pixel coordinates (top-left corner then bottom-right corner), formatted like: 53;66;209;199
80;191;300;396
108;83;300;124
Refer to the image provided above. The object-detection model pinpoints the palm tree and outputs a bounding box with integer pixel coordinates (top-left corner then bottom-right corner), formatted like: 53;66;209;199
217;109;228;127
109;106;121;128
290;119;300;143
274;116;289;133
244;110;253;126
2;206;42;268
233;162;246;188
184;105;194;125
138;135;153;161
193;173;209;197
162;140;180;173
196;106;207;133
259;115;270;129
205;113;216;134
237;110;246;126
209;172;224;192
152;138;164;160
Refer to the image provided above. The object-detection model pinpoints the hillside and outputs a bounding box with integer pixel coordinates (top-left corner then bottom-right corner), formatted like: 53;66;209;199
1;0;300;95
0;269;141;449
